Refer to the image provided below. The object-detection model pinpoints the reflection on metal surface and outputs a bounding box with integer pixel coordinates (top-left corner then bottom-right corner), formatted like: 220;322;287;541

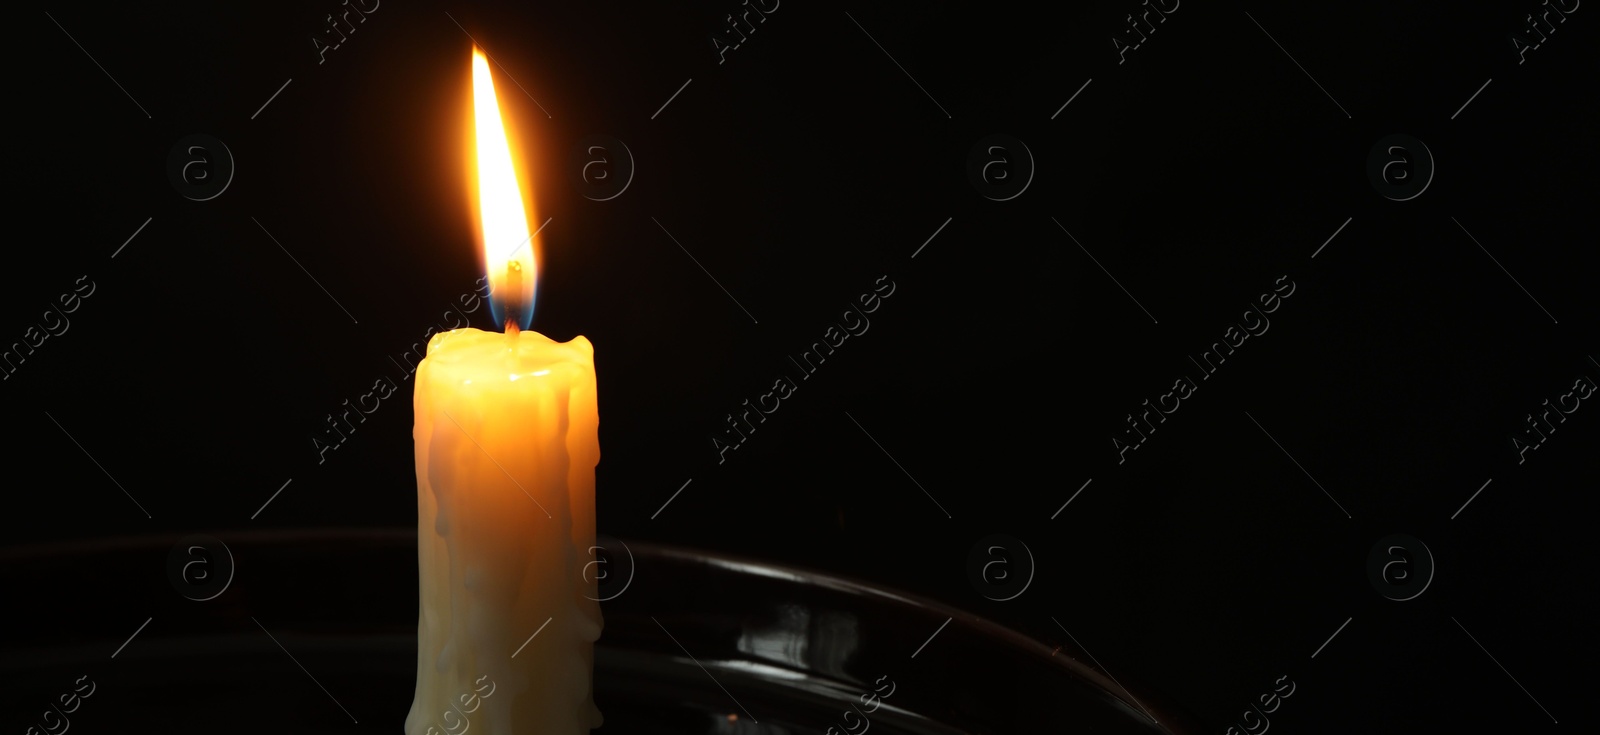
737;605;859;678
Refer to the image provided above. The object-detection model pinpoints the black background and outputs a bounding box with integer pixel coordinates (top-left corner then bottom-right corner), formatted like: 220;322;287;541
4;0;1594;732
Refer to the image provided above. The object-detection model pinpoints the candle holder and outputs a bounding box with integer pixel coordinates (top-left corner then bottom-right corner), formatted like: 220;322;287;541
1;530;1199;734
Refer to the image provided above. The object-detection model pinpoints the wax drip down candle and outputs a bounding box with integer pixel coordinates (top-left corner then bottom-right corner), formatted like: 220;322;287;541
403;48;602;735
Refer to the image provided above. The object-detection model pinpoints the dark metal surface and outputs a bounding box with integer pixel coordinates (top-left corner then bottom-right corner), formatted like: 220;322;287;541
0;530;1198;734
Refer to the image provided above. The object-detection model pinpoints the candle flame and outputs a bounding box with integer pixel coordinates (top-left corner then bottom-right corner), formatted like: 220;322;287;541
472;47;536;331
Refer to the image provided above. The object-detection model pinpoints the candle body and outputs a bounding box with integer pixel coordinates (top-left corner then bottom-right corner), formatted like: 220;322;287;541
405;328;602;735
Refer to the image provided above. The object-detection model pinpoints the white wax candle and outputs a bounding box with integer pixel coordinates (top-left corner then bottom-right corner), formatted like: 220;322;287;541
405;328;602;735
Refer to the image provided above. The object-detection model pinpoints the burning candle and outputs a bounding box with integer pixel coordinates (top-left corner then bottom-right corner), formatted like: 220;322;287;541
404;48;602;735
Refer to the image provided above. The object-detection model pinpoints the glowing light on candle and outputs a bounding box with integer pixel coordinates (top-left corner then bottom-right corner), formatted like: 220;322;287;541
472;46;537;332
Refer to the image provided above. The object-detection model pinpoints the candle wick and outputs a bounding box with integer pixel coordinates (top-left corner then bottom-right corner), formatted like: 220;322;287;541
505;260;523;336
